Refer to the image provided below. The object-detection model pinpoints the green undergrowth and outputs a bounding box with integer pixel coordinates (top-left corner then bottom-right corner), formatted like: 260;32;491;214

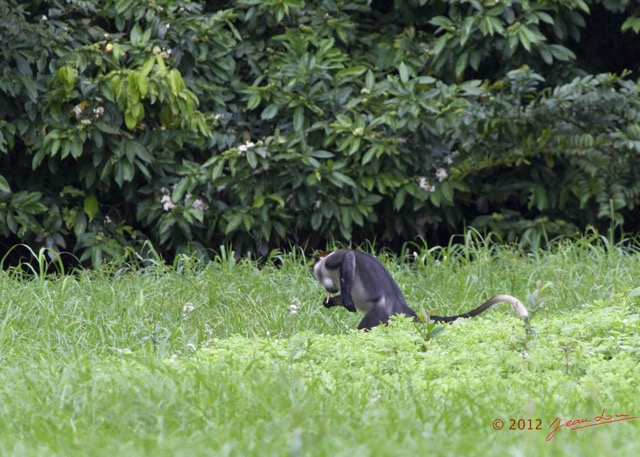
0;238;639;456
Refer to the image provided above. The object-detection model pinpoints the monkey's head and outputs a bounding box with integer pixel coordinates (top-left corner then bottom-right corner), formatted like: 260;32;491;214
312;251;339;294
313;251;331;265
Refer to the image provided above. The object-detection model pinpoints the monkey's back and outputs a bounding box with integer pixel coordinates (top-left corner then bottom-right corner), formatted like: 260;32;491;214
348;251;414;316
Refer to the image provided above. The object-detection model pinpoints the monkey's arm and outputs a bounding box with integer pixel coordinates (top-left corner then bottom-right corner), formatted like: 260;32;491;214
323;295;357;312
338;251;357;313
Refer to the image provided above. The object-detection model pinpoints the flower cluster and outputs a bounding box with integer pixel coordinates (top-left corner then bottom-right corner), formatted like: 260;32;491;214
153;45;172;59
160;187;176;211
190;197;207;212
236;139;264;155
237;141;256;155
290;298;301;316
417;154;457;192
160;186;209;212
418;177;436;192
435;168;448;182
182;302;195;320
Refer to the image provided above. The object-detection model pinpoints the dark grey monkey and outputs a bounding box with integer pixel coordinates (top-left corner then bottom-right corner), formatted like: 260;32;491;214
313;249;528;330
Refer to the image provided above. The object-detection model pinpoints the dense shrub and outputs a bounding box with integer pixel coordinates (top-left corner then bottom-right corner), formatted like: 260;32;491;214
1;0;640;265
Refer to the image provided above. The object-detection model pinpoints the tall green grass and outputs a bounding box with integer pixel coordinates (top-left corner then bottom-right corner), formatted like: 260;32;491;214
1;236;639;456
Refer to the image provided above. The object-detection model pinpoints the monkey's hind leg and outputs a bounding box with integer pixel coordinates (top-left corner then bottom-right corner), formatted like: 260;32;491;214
357;308;392;330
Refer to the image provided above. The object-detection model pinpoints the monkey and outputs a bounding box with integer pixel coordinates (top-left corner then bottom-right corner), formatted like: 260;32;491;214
313;249;529;330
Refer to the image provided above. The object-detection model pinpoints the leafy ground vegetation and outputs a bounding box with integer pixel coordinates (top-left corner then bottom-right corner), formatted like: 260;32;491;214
2;0;640;265
1;236;639;456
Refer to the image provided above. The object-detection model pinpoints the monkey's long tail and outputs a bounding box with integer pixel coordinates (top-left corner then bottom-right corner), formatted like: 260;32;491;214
430;294;529;322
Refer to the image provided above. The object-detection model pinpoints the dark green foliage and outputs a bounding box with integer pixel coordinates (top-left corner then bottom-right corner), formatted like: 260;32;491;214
1;0;640;265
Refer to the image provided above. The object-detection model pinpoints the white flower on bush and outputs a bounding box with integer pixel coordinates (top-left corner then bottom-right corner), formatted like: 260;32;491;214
160;185;208;212
435;168;448;182
161;194;175;211
418;177;435;192
236;139;266;155
192;198;208;211
238;141;256;155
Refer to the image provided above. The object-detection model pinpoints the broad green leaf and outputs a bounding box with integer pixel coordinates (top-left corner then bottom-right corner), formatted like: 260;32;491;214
331;171;356;187
115;0;136;14
575;0;590;13
246;150;257;168
432;35;448;56
539;46;552;64
549;44;576;61
247;93;261;110
398;62;409;83
253;194;265;208
140;57;155;76
155;53;167;74
429;16;454;31
628;287;640;298
336;66;367;79
124;110;137;130
0;175;10;193
261;104;278;120
130;22;142;45
269;194;285;208
57;66;77;92
167;69;184;95
535;11;555;25
441;182;453;204
518;27;531;51
137;73;148;98
362;147;377;165
460;17;474;47
365;70;375;90
70;136;83;159
622;17;640;33
50;139;61;157
347;137;361;156
308;150;334;159
455;52;469;78
172;178;190;202
310;211;322;230
224;214;244;234
293;106;304;132
83;195;99;221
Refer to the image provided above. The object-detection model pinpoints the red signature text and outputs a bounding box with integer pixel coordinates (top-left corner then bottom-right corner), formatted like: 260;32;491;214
546;409;637;442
